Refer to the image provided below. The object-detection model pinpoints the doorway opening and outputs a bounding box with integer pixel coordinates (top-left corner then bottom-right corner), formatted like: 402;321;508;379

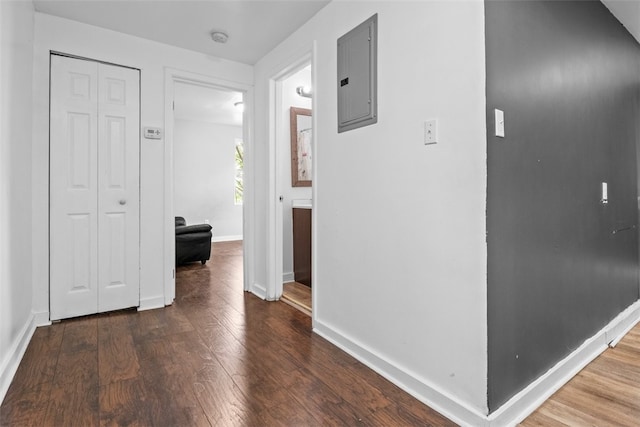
276;62;313;316
164;69;252;305
172;82;244;293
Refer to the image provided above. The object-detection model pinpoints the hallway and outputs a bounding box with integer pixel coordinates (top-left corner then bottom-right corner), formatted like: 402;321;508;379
0;241;453;425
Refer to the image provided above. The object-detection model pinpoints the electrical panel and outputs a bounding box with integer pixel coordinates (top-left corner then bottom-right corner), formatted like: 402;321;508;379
337;14;378;133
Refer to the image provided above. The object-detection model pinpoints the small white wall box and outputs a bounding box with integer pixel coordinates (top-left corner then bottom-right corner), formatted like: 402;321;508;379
337;14;378;133
144;127;163;139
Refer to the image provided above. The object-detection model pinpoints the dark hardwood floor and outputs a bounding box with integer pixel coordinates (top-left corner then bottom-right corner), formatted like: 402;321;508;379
0;241;455;426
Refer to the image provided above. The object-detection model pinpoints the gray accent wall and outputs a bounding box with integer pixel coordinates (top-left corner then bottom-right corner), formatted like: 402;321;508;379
485;0;640;411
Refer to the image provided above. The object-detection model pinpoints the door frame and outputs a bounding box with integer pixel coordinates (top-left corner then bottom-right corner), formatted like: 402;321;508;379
163;69;254;304
266;46;316;303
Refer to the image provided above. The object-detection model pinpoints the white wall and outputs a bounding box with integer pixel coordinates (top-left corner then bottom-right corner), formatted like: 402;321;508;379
0;0;35;403
31;13;253;313
174;119;243;241
254;1;488;422
281;67;312;281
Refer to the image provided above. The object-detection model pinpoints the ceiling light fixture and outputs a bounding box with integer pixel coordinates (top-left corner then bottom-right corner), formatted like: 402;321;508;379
234;101;244;112
296;86;312;98
211;31;229;44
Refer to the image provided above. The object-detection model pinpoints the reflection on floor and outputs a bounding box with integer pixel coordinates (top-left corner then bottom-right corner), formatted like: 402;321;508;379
281;282;311;316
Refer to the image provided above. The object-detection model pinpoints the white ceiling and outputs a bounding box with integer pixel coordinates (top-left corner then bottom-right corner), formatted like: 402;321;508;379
174;82;243;126
32;1;640;66
32;0;331;65
602;0;640;45
32;0;329;123
31;0;640;121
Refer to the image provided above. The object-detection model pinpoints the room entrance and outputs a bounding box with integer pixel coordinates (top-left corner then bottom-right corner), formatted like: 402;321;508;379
277;62;313;315
172;82;244;271
163;69;252;303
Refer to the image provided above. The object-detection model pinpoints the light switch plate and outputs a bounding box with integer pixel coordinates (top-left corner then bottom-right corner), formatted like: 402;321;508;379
495;109;505;138
425;119;438;145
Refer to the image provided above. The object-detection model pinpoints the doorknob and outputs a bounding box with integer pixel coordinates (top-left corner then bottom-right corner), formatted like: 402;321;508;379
119;199;127;205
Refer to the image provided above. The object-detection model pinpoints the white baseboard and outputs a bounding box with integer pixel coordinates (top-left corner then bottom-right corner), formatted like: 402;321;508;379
212;235;243;243
138;296;166;311
605;302;640;347
32;310;51;327
0;312;37;405
283;272;294;283
493;300;640;426
250;282;267;300
313;320;487;426
314;300;640;427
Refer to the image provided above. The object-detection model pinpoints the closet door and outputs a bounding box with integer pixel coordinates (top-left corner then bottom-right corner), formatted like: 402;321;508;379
50;56;99;320
97;63;140;313
50;55;140;320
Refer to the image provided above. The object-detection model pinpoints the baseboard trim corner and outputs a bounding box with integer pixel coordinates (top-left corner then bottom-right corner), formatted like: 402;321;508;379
32;310;51;327
138;296;166;311
313;301;640;427
0;313;37;405
313;320;488;427
282;272;294;283
251;282;267;300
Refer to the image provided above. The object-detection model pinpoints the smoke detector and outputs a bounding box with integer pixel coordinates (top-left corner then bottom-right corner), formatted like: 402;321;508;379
210;31;229;44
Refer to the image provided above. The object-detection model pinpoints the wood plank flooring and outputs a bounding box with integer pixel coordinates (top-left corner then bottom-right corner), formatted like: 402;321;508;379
0;241;454;426
281;282;312;316
521;323;640;426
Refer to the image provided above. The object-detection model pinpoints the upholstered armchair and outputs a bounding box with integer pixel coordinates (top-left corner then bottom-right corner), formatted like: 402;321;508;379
175;216;213;265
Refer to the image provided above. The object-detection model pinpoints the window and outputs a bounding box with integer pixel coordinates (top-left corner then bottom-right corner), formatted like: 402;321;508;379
234;139;243;205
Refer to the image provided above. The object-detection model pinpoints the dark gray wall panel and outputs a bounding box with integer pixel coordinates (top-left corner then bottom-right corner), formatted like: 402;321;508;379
485;0;640;411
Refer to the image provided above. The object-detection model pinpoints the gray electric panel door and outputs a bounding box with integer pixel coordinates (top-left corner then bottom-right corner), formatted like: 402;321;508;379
337;14;377;133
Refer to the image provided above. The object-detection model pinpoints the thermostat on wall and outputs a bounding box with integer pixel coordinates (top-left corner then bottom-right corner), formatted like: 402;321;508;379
144;127;163;140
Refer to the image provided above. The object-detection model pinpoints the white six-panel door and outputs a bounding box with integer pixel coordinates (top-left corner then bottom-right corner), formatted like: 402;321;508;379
50;55;140;320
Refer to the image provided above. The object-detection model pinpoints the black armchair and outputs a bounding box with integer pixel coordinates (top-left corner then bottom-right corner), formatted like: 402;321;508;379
175;216;213;265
